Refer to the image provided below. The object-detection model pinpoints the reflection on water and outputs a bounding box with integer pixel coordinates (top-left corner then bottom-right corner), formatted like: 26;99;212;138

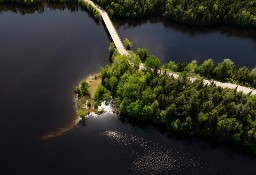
0;1;80;14
1;3;256;175
115;17;256;68
41;114;254;175
40;101;114;140
114;17;256;42
0;1;100;25
100;130;229;175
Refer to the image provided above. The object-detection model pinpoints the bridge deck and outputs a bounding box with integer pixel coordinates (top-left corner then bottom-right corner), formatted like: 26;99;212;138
83;0;256;95
83;0;128;55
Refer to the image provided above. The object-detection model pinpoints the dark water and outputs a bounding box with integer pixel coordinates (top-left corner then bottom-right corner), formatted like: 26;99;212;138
115;18;256;68
41;114;256;175
0;8;110;173
1;7;256;175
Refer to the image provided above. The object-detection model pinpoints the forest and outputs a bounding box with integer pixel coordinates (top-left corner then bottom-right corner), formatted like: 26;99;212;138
93;44;256;153
165;58;256;88
1;0;255;27
92;0;256;27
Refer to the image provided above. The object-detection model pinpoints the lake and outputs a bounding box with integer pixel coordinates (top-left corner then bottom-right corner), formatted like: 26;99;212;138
114;18;256;68
0;6;256;175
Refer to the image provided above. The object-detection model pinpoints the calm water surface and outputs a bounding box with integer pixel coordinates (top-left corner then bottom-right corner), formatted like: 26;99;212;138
115;18;256;67
0;7;256;175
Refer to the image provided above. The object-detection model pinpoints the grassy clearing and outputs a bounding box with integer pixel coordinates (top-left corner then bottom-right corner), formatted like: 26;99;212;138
86;74;101;98
74;73;101;118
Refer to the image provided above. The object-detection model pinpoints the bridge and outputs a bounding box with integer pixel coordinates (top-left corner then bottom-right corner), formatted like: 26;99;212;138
83;0;256;96
83;0;129;55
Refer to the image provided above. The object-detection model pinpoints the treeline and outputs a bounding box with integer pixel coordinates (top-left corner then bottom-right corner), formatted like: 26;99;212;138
0;0;73;6
92;0;162;18
163;0;256;27
95;44;256;153
2;0;256;27
92;0;256;27
0;0;101;20
165;58;256;88
74;80;91;98
79;0;100;20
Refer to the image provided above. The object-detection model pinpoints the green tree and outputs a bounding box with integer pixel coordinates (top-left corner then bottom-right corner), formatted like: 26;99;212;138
250;67;256;87
166;61;178;72
137;48;148;62
123;38;133;50
198;112;209;123
109;76;118;94
94;85;111;102
199;59;214;78
109;42;117;59
96;43;256;153
145;55;160;75
172;119;180;131
213;58;235;81
184;60;198;74
236;66;250;85
74;86;82;98
142;87;155;105
81;81;90;97
142;105;154;119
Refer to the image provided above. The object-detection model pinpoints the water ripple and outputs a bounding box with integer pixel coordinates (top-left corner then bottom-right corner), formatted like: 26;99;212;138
99;131;229;175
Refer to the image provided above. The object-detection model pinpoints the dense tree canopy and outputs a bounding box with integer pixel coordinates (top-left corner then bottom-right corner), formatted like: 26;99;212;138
0;0;101;19
74;80;91;98
95;44;256;153
123;38;133;50
92;0;256;27
166;58;256;88
1;0;256;27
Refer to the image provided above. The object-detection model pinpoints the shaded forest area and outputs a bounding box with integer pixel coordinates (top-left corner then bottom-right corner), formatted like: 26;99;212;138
1;0;255;27
165;58;256;88
0;0;100;19
92;0;256;27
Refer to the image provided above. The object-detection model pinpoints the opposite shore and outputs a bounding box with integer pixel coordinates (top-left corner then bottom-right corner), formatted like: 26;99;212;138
1;0;256;28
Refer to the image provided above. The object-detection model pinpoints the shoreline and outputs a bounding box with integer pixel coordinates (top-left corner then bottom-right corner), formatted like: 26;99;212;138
41;46;256;154
74;73;115;119
26;0;256;153
39;73;108;141
92;46;256;154
0;1;255;29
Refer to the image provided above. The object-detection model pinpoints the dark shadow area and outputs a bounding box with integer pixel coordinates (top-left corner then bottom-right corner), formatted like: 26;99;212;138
0;1;100;25
0;1;80;14
119;115;256;160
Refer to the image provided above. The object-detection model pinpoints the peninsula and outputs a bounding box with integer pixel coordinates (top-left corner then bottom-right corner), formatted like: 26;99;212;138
75;42;256;153
2;0;255;154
